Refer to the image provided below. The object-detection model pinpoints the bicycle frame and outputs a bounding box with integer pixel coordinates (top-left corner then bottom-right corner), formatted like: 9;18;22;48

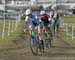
43;24;53;48
30;29;44;55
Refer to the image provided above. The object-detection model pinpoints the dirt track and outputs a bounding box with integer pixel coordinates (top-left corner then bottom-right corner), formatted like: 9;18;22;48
0;30;75;60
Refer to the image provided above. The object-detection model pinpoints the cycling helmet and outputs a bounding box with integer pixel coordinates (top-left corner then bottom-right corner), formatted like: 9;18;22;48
40;10;46;15
25;9;32;15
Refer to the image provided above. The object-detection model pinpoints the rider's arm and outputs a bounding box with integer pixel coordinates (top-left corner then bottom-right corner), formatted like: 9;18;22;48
25;16;30;21
40;16;44;21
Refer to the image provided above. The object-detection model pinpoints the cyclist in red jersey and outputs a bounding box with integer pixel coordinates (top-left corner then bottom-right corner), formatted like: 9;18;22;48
40;10;53;47
40;10;50;31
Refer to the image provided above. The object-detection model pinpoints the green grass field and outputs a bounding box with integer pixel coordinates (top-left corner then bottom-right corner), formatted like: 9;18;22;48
0;18;24;47
0;16;75;48
61;16;75;24
61;16;75;46
0;19;15;31
61;16;75;35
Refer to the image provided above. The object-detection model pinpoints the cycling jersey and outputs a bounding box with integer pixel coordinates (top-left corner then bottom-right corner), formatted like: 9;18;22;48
40;14;49;27
53;13;60;25
49;11;54;21
31;13;42;28
24;12;41;29
53;13;58;20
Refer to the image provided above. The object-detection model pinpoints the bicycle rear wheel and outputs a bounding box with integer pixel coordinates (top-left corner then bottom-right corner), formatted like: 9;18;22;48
43;32;50;48
38;40;44;53
30;35;39;55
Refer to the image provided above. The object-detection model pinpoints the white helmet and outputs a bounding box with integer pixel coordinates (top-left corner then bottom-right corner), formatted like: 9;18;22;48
25;9;32;15
40;10;46;15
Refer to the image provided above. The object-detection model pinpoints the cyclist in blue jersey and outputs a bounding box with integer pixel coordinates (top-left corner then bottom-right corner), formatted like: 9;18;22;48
24;9;44;51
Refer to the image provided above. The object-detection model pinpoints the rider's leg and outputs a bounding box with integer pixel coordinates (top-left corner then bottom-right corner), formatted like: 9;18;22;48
43;26;47;36
24;20;31;34
57;24;60;32
29;24;32;35
56;24;60;37
47;24;53;47
38;27;44;50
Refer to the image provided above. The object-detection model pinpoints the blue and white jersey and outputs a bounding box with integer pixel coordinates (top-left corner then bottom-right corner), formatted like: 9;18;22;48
31;12;41;25
24;12;42;29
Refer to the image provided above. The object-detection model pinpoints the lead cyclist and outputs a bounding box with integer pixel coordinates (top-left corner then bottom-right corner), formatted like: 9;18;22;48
23;9;44;52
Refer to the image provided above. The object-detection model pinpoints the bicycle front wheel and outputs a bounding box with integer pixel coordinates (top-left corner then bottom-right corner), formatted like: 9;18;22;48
30;36;39;55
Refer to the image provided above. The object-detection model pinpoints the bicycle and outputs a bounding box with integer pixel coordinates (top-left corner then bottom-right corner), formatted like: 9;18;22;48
43;24;53;48
29;29;44;55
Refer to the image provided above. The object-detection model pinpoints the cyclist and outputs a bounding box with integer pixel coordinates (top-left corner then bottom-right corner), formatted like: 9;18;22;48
40;10;53;47
24;9;44;52
53;12;60;34
40;10;50;31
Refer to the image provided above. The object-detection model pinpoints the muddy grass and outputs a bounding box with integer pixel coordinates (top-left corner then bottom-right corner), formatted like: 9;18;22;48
0;28;75;60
